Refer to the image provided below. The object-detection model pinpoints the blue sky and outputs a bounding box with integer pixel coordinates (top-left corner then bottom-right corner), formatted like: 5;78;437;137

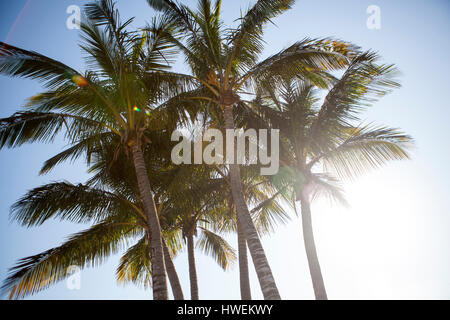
0;0;449;299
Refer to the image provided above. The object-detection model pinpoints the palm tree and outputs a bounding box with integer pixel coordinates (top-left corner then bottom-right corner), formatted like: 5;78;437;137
146;131;288;300
2;163;247;300
230;179;290;300
176;120;291;300
139;160;238;300
1;158;230;300
218;166;291;300
146;0;358;299
84;143;188;299
1;131;247;300
0;0;194;299
252;51;414;299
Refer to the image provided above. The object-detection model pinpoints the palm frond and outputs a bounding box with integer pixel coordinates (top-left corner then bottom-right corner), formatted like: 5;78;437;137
39;132;117;175
0;111;108;149
139;15;181;72
2;220;140;299
320;124;413;180
250;189;290;235
308;51;400;152
79;21;121;77
227;0;295;73
0;42;81;89
243;38;358;90
308;173;349;207
147;0;198;36
196;228;236;270
116;236;152;289
84;0;134;53
10;181;142;227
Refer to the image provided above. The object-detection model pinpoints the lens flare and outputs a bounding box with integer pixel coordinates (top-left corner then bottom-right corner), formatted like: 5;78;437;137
72;74;87;87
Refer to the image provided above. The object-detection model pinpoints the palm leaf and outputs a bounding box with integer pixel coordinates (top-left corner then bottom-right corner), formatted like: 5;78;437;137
39;132;117;174
320;124;413;180
1;220;140;299
308;51;400;152
0;42;80;89
243;38;358;90
227;0;295;73
0;111;108;149
196;228;236;270
308;173;349;207
10;181;142;227
116;236;152;289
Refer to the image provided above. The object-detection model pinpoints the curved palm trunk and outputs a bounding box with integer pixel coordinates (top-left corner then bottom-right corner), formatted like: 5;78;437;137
299;194;328;300
187;233;199;300
223;105;281;300
237;215;252;300
131;143;168;300
162;239;184;300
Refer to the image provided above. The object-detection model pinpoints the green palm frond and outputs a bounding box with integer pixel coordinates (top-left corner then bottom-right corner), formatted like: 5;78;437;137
163;229;184;257
148;0;221;79
147;0;198;37
309;51;400;152
85;0;132;33
116;236;152;289
2;220;140;299
196;228;236;270
0;42;80;89
139;15;181;72
39;132;117;175
25;82;117;123
0;112;109;149
186;0;225;69
10;181;142;227
141;71;197;104
84;0;135;58
79;21;122;77
243;38;358;90
199;205;235;235
319;124;413;180
250;189;290;235
227;0;295;72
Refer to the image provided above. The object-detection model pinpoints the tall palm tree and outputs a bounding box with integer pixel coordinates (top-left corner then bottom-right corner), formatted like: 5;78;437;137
147;131;288;300
164;166;236;300
178;121;291;300
218;166;291;300
146;0;358;299
0;0;193;299
137;158;237;300
252;51;414;299
85;142;188;300
228;180;289;300
83;141;237;301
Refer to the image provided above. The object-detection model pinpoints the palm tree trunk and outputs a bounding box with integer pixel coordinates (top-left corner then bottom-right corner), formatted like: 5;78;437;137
131;143;168;300
162;239;184;300
223;105;281;300
187;233;199;300
237;215;252;300
299;194;328;300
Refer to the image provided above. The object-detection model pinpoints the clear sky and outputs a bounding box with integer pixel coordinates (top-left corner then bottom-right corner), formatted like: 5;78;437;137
0;0;449;300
